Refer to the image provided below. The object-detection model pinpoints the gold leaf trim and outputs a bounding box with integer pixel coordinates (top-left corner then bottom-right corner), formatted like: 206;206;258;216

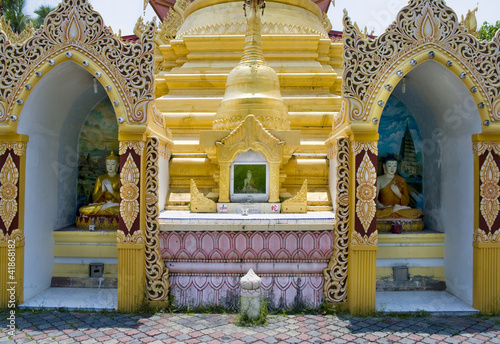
0;142;27;156
119;141;145;156
117;230;144;244
144;137;169;301
324;137;350;303
351;231;378;246
474;228;500;243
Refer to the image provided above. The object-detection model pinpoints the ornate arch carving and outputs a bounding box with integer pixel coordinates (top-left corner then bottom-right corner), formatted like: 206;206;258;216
216;115;284;164
0;0;155;130
341;0;500;127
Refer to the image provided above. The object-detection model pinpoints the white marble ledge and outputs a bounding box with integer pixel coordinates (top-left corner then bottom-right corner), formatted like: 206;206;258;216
159;210;335;228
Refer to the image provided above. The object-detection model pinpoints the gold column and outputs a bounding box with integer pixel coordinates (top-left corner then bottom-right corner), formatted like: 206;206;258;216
0;238;24;308
0;139;27;308
118;139;146;312
472;137;500;314
346;136;378;315
269;162;280;203
117;238;145;312
219;162;230;203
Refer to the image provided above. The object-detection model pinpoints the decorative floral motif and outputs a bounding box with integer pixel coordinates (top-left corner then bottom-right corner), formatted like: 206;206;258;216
474;228;500;243
0;142;26;156
342;0;500;121
117;229;144;245
144;137;169;301
119;141;144;156
120;154;140;231
0;154;18;231
324;137;350;303
0;0;155;124
355;152;377;232
351;231;378;246
479;152;500;231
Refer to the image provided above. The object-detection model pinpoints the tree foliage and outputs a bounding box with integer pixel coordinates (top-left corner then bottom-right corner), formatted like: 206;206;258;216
32;5;55;29
2;0;29;33
478;21;500;41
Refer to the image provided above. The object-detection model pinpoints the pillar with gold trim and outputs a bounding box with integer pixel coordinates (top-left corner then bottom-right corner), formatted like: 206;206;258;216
118;139;146;312
347;135;378;315
0;140;27;308
472;136;500;314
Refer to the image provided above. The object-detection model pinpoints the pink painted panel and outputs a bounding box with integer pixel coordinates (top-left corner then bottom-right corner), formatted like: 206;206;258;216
169;274;325;310
160;230;334;262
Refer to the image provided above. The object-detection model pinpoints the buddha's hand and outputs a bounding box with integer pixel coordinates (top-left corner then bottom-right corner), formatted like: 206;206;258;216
390;183;402;199
103;179;114;193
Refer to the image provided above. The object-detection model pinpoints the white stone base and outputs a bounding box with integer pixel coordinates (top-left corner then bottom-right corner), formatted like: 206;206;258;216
217;203;281;214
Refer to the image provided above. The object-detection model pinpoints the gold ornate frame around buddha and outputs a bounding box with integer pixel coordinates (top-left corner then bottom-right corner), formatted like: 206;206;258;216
0;0;172;311
325;0;500;314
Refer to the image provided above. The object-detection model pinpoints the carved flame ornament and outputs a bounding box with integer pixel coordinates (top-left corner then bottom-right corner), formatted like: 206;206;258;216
0;155;18;231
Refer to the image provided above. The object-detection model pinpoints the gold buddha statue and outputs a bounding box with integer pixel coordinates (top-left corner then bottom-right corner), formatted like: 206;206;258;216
376;155;424;219
79;151;120;216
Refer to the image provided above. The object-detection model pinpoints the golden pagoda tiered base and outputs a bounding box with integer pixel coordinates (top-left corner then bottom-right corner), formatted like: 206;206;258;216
376;218;424;233
76;215;119;229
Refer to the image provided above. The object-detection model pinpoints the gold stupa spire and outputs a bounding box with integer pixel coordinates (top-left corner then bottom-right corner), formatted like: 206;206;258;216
213;0;289;131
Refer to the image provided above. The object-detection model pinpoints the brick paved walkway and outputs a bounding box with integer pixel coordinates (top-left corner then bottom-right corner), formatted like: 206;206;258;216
1;310;499;343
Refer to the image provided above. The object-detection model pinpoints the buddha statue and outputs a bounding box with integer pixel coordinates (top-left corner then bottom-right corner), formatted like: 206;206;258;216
376;155;424;219
79;151;120;216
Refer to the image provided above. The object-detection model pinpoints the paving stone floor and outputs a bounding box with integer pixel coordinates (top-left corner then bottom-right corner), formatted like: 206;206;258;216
1;310;499;344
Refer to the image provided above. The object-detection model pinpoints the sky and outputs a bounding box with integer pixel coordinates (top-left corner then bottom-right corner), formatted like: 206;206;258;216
24;0;497;36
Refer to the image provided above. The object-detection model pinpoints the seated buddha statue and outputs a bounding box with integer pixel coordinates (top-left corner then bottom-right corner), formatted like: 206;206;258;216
79;151;120;216
376;155;424;219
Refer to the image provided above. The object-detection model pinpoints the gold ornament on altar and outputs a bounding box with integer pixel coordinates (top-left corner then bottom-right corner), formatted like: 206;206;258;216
79;151;120;216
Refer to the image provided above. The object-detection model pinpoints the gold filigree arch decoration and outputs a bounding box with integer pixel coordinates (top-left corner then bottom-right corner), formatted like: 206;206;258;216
0;0;156;133
341;0;500;132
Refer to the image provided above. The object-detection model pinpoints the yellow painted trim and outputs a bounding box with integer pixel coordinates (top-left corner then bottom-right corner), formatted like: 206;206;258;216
54;244;118;258
378;233;445;244
377;246;444;259
53;263;117;278
376;267;445;280
53;231;117;244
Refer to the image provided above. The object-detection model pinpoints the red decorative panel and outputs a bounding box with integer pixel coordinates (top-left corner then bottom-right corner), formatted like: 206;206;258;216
0;148;21;236
160;230;334;262
353;141;378;238
119;142;143;235
475;142;500;240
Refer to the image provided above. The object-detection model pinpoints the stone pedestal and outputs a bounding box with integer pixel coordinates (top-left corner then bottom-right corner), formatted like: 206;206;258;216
240;269;262;320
